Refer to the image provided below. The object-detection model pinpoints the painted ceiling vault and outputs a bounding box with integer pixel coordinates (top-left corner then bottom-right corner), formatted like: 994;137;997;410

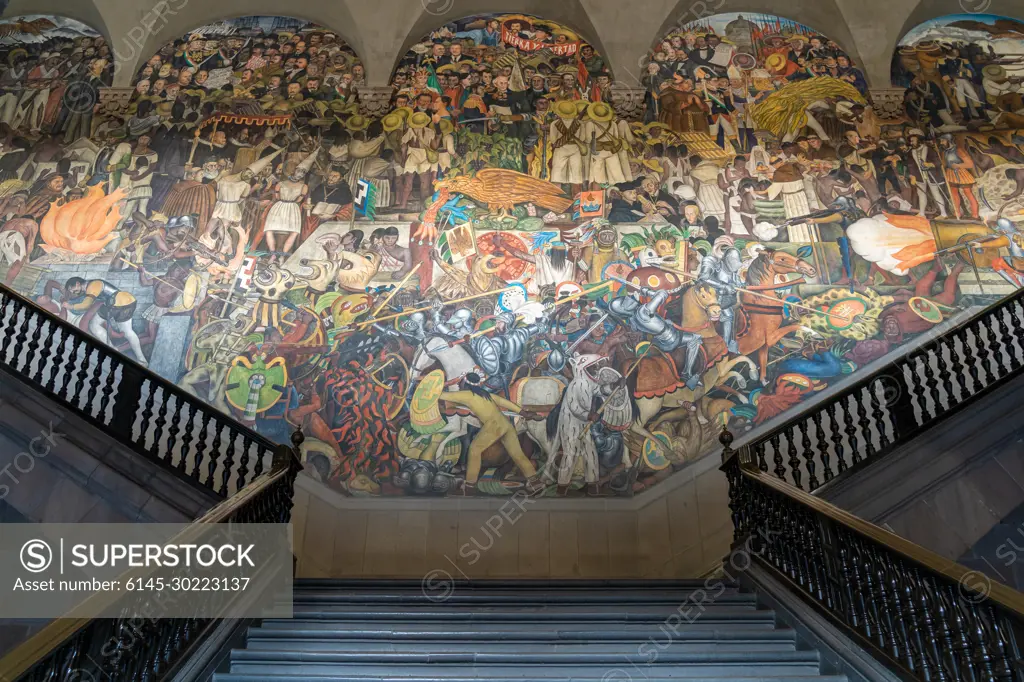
0;7;1020;499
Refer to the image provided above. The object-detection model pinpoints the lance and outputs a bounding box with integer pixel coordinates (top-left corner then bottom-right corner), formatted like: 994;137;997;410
363;262;423;323
356;285;521;327
657;266;849;322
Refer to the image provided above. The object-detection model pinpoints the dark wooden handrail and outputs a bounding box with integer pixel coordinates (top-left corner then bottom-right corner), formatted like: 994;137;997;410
721;429;1024;681
0;433;305;682
0;281;282;498
740;283;1024;494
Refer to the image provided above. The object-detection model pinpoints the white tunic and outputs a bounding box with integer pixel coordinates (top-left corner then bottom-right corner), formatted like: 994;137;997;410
211;178;250;224
264;180;304;235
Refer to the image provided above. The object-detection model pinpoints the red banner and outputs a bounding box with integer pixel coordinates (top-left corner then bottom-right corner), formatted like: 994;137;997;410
501;27;579;55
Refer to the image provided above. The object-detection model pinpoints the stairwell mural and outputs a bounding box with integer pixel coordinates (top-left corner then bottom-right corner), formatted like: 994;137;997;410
0;10;1020;498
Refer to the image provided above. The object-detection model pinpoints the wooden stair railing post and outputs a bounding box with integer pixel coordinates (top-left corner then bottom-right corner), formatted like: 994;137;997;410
109;359;145;438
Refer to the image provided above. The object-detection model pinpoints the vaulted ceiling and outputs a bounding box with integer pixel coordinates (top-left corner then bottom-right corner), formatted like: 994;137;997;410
5;0;1022;89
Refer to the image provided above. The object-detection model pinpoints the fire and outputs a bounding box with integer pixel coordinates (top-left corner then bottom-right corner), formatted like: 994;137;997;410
39;185;127;254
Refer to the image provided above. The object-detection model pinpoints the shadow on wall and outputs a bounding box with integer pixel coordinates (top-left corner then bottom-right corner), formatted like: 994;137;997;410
0;11;1021;500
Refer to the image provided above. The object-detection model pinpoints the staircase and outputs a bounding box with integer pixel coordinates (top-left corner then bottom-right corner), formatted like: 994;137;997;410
214;580;851;682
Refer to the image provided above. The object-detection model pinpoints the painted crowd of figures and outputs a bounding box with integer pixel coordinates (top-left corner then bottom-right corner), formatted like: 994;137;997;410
0;12;1021;497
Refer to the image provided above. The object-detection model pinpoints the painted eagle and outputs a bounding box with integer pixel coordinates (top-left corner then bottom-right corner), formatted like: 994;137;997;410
437;169;573;215
0;18;57;37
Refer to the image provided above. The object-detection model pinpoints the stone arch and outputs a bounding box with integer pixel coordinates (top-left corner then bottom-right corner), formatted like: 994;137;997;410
127;5;363;88
385;3;612;86
646;1;867;87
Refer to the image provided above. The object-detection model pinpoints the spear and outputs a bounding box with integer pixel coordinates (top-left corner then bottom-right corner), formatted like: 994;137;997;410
658;265;849;322
362;262;423;323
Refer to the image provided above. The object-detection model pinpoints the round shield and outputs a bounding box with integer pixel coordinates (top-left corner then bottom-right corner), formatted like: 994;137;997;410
822;297;869;331
410;369;446;435
909;297;944;324
556;281;584;300
498;283;529;312
225;356;288;414
602;260;634;292
627;266;680;292
642;431;673;471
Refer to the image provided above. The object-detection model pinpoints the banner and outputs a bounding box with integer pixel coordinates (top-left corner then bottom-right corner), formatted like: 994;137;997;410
501;27;579;55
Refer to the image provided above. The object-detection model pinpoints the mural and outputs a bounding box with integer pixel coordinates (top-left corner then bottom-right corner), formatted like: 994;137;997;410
894;14;1024;131
0;11;1021;499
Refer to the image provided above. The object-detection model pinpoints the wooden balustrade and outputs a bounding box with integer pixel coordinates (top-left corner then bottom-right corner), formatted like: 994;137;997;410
0;283;281;498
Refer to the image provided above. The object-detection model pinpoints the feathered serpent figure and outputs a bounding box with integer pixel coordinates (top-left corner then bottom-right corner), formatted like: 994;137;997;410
436;168;574;218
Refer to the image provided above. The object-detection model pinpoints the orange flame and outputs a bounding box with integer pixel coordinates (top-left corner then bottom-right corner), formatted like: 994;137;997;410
40;185;127;254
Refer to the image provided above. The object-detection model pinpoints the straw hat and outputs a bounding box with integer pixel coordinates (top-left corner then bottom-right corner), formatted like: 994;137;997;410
983;64;1007;81
553;100;579;119
438;118;454;135
587;101;615;123
381;112;404;132
409;111;431;128
392;106;413;121
765;53;788;73
345;114;370;131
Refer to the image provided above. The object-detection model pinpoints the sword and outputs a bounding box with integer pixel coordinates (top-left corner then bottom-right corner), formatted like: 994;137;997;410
567;313;610;353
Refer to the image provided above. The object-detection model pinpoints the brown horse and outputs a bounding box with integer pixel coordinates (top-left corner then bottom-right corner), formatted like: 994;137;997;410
736;249;817;383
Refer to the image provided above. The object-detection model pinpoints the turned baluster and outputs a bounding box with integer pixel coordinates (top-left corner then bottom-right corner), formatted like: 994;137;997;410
837;540;861;630
84;349;106;420
927;578;960;682
23;316;46;383
165;396;181;469
192;412;211;484
799;421;819;490
10;299;28;370
784;429;802;489
0;295;15;359
900;564;931;679
43;331;66;394
236;436;252;491
811;411;833;481
1003;300;1024;369
841;395;861;467
152;387;169;462
209;422;223;490
961;324;987;392
221;431;238;495
848;541;875;641
880;555;913;669
74;344;94;414
919;348;942;423
177;404;194;474
965;600;996;682
981;314;1006;382
912;568;948;681
252;442;266;478
770;432;786;481
873;554;902;662
139;380;158;453
825;403;846;474
983;606;1015;682
854;386;876;463
752;441;768;472
906;352;929;426
945;583;980;682
97;355;119;421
